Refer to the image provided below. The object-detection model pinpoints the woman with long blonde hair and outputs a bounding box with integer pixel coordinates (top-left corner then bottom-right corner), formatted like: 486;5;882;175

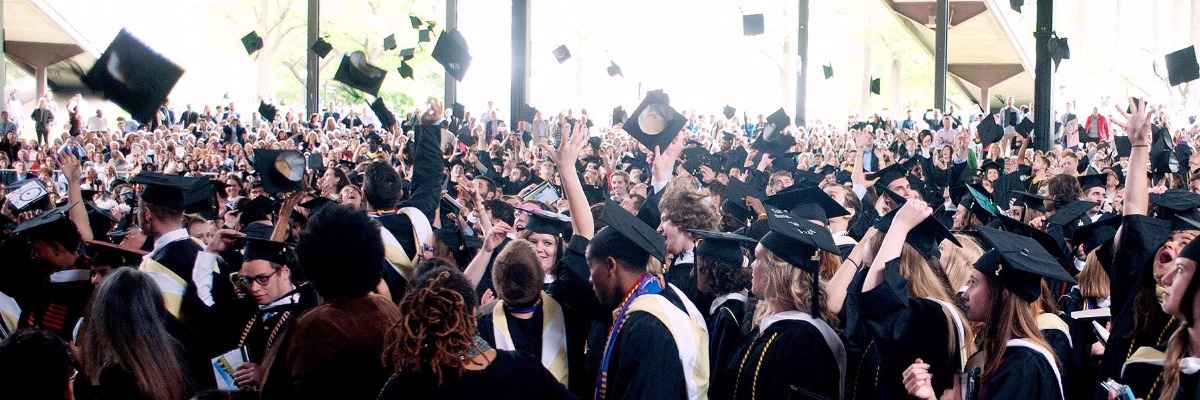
712;208;845;400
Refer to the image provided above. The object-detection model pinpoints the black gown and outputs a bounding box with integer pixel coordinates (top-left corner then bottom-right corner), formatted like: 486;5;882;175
978;345;1063;399
847;259;964;400
1057;288;1109;400
238;288;317;400
377;349;575;399
713;317;841;400
708;296;747;379
603;286;696;400
665;255;707;318
1039;313;1075;398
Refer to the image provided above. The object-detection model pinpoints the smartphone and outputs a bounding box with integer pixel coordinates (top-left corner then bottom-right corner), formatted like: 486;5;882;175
1101;379;1135;400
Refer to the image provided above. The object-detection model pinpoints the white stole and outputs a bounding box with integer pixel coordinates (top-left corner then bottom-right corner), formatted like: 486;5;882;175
492;292;569;385
1006;338;1065;400
627;284;710;400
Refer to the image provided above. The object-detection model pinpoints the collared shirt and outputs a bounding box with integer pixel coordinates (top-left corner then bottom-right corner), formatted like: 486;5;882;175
150;228;191;257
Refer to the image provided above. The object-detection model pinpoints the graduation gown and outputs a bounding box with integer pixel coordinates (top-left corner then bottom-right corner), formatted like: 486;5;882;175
600;282;709;400
665;250;706;318
1037;312;1074;396
707;293;748;378
477;291;581;395
713;311;844;400
847;259;968;400
138;229;233;358
377;349;575;400
1057;288;1110;400
19;268;91;340
237;287;317;400
978;341;1064;399
1120;346;1169;400
374;122;446;302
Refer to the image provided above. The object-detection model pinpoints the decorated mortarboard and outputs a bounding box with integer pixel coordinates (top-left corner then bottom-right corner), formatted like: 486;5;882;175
866;162;909;188
966;184;1000;222
689;229;756;266
1165;46;1200;87
598;199;666;264
311;38;333;58
751;108;794;156
241;31;264;55
607;61;623;77
723;106;736;120
742;14;764;36
624;90;686;152
553;45;572;63
12;202;77;236
252;150;305;194
973;225;1076;302
86;239;147;268
977;113;1004;147
382;34;397;51
85;201;118;223
1015;117;1035;137
83;29;184;124
370;98;398;130
432;29;472;82
681;147;721;177
130;172;211;210
759;205;838;272
519;206;572;238
1150;189;1200;231
722;178;766;223
873;206;962;258
1072;213;1121;255
242;236;295;266
5;178;50;212
333;52;387;97
258;101;278;123
764;185;849;225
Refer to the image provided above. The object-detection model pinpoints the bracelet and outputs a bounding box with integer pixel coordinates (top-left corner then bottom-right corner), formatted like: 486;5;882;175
756;212;767;219
1131;144;1149;148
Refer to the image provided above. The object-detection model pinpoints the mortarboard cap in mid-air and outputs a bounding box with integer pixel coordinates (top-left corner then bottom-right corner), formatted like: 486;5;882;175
83;29;184;124
751;108;794;156
973;225;1076;302
418;29;432;43
1165;46;1200;87
432;29;472;82
409;15;423;29
823;64;833;79
1015;117;1035;137
258;101;277;123
383;34;397;51
553;45;571;63
252;150;306;195
399;47;415;60
1115;136;1133;158
333;52;387;97
311;38;333;58
977;114;1004;147
723;106;736;120
241;31;264;55
624;90;685;152
607;61;623;77
397;61;414;79
743;14;764;36
870;78;881;95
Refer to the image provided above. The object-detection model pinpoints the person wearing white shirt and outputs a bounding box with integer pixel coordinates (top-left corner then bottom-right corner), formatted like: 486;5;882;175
85;109;108;132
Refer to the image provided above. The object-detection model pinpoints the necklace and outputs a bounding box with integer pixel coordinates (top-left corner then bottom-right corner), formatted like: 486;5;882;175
460;335;493;361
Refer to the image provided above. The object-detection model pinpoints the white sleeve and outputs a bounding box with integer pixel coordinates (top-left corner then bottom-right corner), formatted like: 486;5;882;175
193;251;219;307
851;183;868;200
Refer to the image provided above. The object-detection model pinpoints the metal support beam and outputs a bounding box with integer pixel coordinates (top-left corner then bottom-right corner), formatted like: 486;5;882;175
444;0;458;108
980;85;991;113
933;0;949;111
305;0;319;117
510;0;530;125
795;0;809;127
34;66;45;100
1033;0;1053;152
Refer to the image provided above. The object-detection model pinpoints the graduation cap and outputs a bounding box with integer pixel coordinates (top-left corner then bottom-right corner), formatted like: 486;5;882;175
382;34;397;51
432;29;472;82
974;114;1003;148
823;64;833;79
607;61;623;77
236;196;275;228
517;103;539;123
869;77;881;95
1165;46;1200;87
5;178;50;212
980;159;1004;175
997;213;1072;269
86;239;147;268
397;61;414;79
1010;0;1024;12
751;108;794;156
764;185;849;225
759;205;838;272
1072;213;1121;255
12;202;77;236
1010;190;1052;213
722;178;766;223
409;15;423;29
258;101;278;123
131;173;211;210
1078;174;1106;191
370;98;398;130
1114;136;1133;158
1150;189;1200;231
1047;35;1070;70
689;229;756;266
241;31;264;55
253;149;306;194
451;103;466;119
399;47;416;60
598;199;666;264
242;236;295;266
83;29;184;124
873;207;962;258
553;45;572;63
866;162;908;188
333;52;387;97
418;29;432;43
723;106;736;120
520;207;572;238
742;14;764;36
974;225;1076;302
1047;200;1098;229
311;38;333;58
299;196;334;212
624;90;685;152
1015;117;1035;137
966;184;1000;222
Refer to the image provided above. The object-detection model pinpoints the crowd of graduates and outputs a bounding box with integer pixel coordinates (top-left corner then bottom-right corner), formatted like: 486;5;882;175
4;86;1200;400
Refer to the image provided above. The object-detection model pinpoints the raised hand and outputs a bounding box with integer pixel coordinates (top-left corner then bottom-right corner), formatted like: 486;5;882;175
893;198;932;231
1114;97;1152;146
420;98;444;125
540;116;588;169
57;151;81;183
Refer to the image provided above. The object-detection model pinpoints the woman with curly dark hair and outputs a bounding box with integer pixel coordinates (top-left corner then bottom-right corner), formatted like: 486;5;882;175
690;229;755;378
378;266;574;399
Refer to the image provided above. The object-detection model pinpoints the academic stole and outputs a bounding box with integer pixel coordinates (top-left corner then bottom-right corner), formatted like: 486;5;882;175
594;273;662;400
492;292;568;385
373;208;431;280
139;256;188;318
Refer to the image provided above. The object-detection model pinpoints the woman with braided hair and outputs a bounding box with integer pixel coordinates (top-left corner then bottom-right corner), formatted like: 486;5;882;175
378;266;574;399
